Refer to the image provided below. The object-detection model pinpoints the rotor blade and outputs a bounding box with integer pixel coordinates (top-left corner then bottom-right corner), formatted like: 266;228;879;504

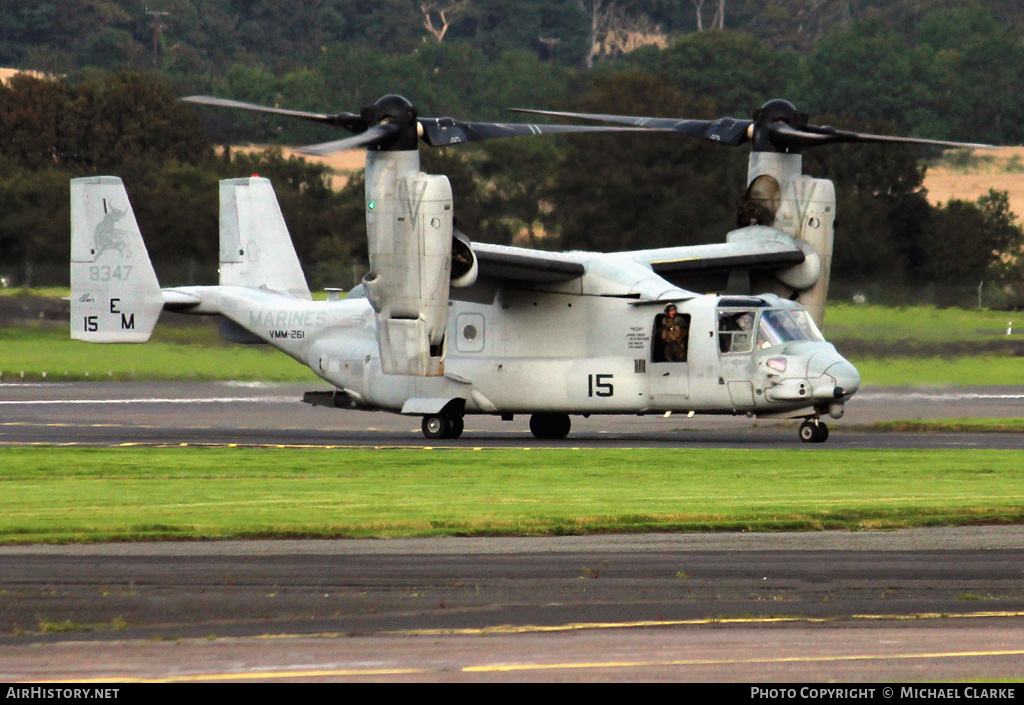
181;95;366;131
766;123;996;151
509;108;752;146
296;123;403;155
418;116;667;147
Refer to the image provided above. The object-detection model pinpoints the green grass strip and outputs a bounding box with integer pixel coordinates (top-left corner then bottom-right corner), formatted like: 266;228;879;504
850;356;1024;386
5;326;1024;385
826;303;1021;343
5;300;1024;384
0;327;318;382
2;447;1023;544
870;418;1024;433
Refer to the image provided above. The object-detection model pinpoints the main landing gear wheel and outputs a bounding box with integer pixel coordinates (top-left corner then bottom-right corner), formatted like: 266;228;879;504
449;415;464;439
799;420;829;444
529;413;571;440
422;414;464;440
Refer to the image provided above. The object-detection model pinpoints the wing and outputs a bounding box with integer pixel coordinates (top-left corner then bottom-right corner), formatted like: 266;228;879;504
470;242;586;283
466;227;807;297
622;226;811;293
467;241;700;303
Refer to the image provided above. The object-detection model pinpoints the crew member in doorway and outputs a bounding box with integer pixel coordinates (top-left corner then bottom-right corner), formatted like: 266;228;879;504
658;304;688;362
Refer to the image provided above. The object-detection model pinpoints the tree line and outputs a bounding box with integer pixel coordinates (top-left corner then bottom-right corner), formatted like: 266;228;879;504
4;1;1024;73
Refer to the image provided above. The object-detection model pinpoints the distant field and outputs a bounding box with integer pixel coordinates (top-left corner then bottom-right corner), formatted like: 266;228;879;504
2;296;1022;385
2;447;1022;544
850;356;1024;387
825;303;1021;342
924;146;1024;219
0;326;318;382
870;418;1024;433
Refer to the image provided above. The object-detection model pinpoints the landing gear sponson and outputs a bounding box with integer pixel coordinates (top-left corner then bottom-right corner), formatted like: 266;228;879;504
419;412;574;440
421;414;830;442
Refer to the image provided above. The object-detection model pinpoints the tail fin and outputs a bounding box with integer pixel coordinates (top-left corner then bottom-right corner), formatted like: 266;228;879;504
219;177;311;300
70;176;163;342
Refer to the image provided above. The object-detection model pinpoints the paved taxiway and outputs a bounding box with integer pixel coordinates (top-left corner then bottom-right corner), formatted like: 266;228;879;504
1;381;1023;448
1;382;1022;681
2;529;1024;682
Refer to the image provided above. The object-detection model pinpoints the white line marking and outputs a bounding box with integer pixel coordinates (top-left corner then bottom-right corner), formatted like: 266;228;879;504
0;397;296;405
858;392;1024;401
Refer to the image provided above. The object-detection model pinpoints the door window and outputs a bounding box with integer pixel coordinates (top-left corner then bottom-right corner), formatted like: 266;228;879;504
718;310;756;354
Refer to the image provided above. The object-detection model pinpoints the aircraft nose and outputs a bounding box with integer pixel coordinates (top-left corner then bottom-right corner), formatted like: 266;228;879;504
825;359;860;398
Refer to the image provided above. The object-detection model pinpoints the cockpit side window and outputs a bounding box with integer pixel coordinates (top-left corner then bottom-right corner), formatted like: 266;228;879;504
718;310;756;354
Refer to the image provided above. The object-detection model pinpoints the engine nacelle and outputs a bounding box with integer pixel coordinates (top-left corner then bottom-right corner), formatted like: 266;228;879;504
363;151;454;376
745;152;835;328
451;231;478;288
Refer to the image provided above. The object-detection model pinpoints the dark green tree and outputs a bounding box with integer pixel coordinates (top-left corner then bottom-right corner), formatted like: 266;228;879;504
912;4;1024;145
802;19;933;134
445;0;589;65
802;115;931;282
920;189;1024;286
620;29;806;115
539;71;748;253
0;72;212;174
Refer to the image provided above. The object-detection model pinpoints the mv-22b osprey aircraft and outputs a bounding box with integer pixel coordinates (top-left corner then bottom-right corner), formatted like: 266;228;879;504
69;94;988;442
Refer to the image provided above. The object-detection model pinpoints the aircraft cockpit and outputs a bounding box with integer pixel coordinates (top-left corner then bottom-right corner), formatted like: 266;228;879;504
716;297;824;354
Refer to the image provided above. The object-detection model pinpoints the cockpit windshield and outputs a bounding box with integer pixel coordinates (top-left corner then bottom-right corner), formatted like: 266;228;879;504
756;309;825;349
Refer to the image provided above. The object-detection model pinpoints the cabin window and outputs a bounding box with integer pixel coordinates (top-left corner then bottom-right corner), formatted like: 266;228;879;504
455;313;485;353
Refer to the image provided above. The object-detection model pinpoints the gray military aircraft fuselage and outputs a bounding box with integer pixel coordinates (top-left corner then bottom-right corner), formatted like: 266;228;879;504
121;241;858;442
261;282;857;441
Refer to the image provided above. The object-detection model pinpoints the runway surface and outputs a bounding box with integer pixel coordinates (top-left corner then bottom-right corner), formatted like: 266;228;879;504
2;529;1024;682
1;382;1023;681
1;381;1023;448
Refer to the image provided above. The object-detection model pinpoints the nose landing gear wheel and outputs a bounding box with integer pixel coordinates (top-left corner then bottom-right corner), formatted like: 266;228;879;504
530;413;571;440
799;420;829;443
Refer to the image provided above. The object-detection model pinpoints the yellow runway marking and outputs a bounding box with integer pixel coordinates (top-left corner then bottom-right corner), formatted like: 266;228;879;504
392;610;1024;636
463;648;1024;673
18;611;1024;683
41;669;424;684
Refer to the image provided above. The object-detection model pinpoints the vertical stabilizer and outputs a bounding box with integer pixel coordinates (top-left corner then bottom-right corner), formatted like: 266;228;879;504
219;177;311;300
70;176;163;342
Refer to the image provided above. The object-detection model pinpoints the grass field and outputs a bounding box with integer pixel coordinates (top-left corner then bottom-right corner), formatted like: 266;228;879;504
0;325;319;382
2;299;1023;385
850;356;1024;386
870;418;1024;432
2;447;1023;544
825;303;1021;342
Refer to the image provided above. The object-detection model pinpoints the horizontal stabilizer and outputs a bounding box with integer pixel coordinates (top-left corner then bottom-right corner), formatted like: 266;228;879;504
70;177;162;342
